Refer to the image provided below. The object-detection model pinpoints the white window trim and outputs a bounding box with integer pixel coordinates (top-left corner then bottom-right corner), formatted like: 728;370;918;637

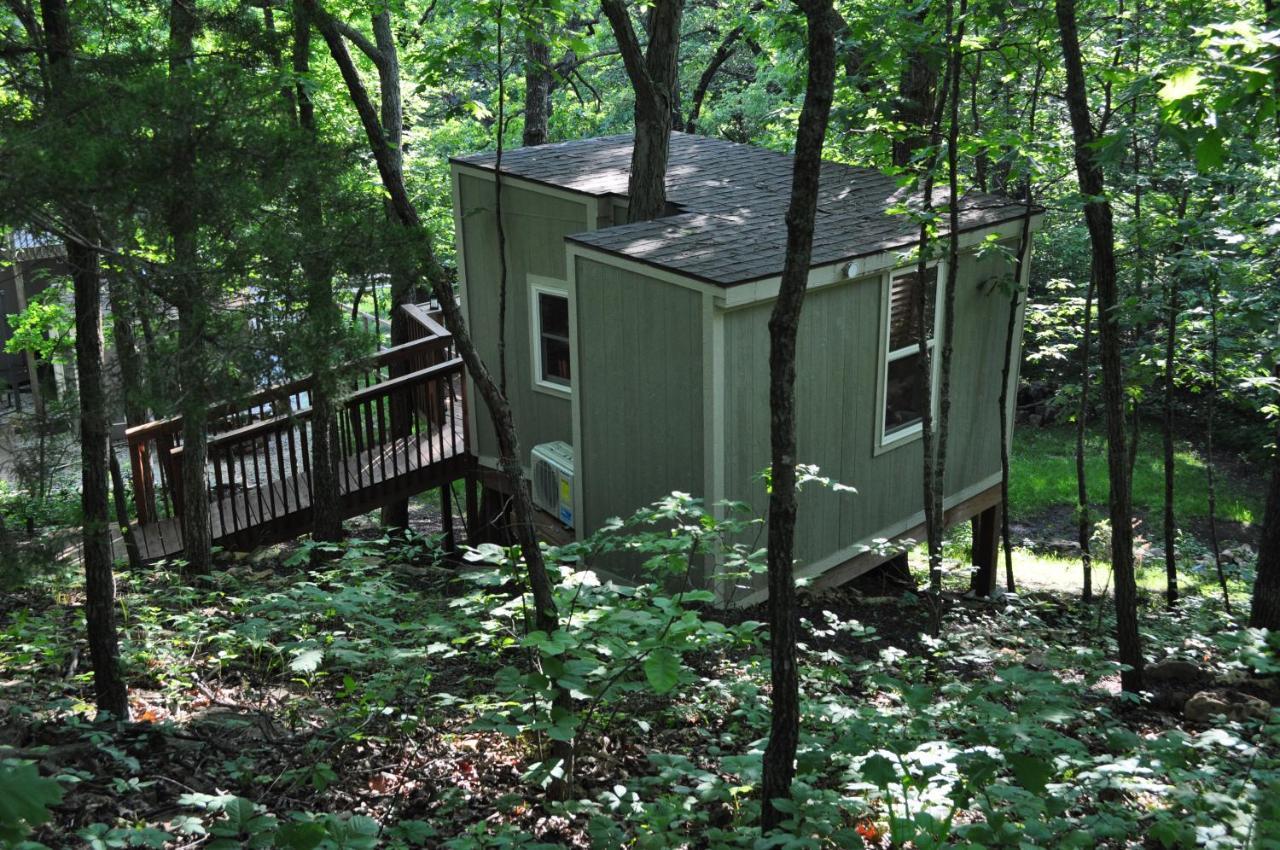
874;260;945;455
529;275;572;399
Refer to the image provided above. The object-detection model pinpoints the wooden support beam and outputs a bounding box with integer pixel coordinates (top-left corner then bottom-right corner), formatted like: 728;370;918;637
441;480;455;553
969;502;1000;596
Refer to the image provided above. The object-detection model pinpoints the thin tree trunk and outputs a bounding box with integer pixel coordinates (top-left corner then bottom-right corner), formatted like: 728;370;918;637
523;24;551;146
685;23;744;133
600;0;683;222
495;2;511;394
1205;282;1232;612
168;0;212;573
1161;269;1178;608
106;272;148;427
1251;368;1280;628
760;0;835;832
292;1;343;546
1077;276;1095;601
1056;0;1143;691
911;0;958;612
1252;0;1280;628
891;1;937;169
309;3;566;791
374;6;415;530
109;450;144;571
40;0;129;720
996;66;1042;595
931;0;968;609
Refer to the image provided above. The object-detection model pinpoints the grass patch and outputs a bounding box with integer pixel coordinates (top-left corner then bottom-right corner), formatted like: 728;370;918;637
1009;424;1261;524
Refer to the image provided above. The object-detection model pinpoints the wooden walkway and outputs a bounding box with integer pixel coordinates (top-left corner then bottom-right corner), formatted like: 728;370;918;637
121;415;468;561
122;305;473;562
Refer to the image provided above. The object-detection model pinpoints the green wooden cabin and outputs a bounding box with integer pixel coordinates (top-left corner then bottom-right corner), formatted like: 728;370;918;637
451;134;1042;601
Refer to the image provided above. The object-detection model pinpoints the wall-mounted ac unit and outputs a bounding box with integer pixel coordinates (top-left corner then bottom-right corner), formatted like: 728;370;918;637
530;441;574;529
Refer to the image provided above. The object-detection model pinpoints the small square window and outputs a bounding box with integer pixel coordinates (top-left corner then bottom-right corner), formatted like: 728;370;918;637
535;289;571;389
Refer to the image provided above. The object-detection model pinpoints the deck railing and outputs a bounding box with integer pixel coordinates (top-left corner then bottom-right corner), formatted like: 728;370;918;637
125;304;465;544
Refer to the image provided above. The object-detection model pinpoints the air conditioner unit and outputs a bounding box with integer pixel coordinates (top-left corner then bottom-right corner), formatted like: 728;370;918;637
530;441;574;528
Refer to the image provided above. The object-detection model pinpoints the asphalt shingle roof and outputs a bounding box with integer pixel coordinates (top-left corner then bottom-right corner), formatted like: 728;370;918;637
453;133;1034;287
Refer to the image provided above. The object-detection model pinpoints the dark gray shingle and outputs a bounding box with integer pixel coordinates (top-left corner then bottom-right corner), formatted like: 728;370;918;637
453;133;1033;286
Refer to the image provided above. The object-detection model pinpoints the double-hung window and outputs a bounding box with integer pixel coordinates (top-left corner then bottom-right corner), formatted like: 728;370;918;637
878;263;940;450
530;279;571;395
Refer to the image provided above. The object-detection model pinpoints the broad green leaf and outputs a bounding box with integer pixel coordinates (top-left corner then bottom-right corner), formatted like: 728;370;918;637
289;648;324;673
1158;68;1203;103
642;647;681;694
1007;753;1054;793
861;754;897;789
0;760;63;843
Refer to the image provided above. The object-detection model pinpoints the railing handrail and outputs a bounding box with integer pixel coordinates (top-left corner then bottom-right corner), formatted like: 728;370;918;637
403;302;450;339
125;333;453;446
344;357;463;407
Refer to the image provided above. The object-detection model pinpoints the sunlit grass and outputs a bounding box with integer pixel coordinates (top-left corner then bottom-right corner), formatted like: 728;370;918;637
1009;425;1259;525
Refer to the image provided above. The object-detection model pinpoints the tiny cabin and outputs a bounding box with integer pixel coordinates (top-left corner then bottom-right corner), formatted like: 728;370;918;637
0;231;66;410
451;134;1041;600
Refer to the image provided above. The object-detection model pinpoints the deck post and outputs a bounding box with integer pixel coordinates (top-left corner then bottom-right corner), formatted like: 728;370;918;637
969;503;1000;596
441;480;456;553
464;465;479;544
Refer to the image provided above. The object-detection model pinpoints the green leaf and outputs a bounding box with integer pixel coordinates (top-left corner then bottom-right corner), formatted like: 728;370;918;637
0;760;64;843
642;647;681;694
1007;753;1054;793
1194;131;1226;170
861;754;898;789
289;648;324;673
1158;68;1203;103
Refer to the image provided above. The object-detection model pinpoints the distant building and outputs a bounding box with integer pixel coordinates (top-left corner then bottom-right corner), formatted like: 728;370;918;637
0;230;67;412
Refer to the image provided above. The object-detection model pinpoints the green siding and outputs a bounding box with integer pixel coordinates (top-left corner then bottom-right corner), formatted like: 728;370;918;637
575;257;704;578
458;173;587;460
721;247;1018;587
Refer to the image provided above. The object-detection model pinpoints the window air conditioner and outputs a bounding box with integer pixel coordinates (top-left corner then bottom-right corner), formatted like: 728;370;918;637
530;441;574;528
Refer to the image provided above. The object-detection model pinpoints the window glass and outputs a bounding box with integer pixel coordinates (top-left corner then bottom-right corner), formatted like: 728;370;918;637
884;351;928;435
888;267;938;352
538;291;570;385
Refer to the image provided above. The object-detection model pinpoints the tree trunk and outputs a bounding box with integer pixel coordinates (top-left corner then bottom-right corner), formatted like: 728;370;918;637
930;0;968;607
168;0;213;573
310;3;568;790
109;450;144;571
1077;276;1095;601
600;0;683;222
1056;0;1143;690
1161;275;1178;608
40;0;129;721
374;7;415;530
760;0;835;832
1249;0;1279;628
523;30;551;146
994;66;1043;596
891;1;937;169
685;23;744;133
106;272;148;427
292;2;343;546
1206;283;1232;612
1251;377;1280;628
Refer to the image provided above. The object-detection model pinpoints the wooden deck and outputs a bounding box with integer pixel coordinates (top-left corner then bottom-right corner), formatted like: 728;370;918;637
120;415;468;561
121;305;474;562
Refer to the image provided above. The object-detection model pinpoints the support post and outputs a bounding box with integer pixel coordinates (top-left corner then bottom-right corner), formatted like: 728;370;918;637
464;465;479;545
970;503;1000;596
12;261;45;418
441;479;455;553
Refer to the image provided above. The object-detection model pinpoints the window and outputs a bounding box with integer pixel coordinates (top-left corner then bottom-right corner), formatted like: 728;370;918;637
531;282;571;394
879;264;940;448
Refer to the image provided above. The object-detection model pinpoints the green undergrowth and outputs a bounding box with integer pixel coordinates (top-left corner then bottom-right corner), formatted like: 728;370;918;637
1009;425;1261;526
1;498;1278;849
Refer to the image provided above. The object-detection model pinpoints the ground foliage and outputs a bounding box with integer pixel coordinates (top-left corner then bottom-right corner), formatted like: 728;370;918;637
1;497;1277;848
